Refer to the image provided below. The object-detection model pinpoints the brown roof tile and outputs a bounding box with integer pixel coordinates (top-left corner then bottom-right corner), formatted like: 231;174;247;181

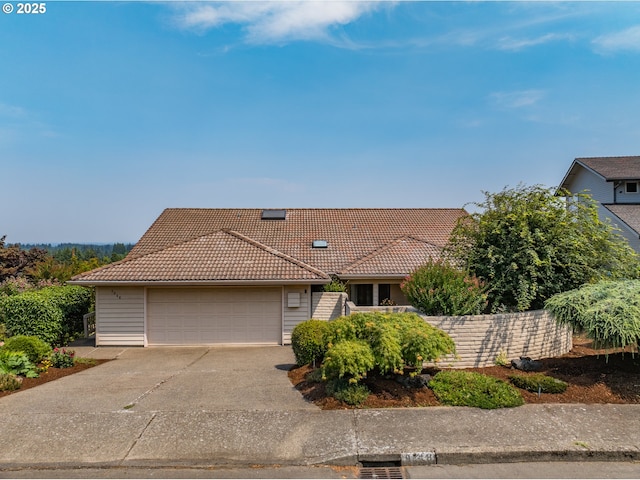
577;156;640;180
339;236;442;278
72;208;468;284
73;230;329;283
603;204;640;237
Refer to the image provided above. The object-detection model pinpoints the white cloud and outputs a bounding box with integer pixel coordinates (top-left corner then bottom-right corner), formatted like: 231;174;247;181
496;33;574;51
170;1;385;44
0;102;28;119
593;25;640;53
490;90;546;109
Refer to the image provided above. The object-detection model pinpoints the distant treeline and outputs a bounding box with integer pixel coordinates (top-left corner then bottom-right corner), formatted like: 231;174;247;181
19;243;134;261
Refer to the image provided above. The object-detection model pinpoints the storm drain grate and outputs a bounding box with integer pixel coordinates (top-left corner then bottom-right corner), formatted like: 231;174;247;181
358;466;404;479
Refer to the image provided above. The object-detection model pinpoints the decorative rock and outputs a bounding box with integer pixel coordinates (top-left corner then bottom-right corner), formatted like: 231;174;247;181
511;356;543;372
394;373;432;388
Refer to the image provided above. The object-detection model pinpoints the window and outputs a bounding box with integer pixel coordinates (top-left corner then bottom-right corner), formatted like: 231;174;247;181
352;284;373;306
378;284;391;305
626;182;638;194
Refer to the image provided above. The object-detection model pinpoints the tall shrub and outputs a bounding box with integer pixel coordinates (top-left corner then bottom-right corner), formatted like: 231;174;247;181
401;259;488;316
0;285;91;346
448;185;640;312
0;292;64;346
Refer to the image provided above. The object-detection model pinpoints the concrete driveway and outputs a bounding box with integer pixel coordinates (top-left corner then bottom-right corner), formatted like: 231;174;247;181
0;345;318;413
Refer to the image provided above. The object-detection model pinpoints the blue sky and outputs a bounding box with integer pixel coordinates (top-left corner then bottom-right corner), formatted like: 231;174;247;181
2;1;640;243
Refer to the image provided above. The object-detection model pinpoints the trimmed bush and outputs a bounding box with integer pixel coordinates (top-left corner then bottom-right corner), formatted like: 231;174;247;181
1;335;52;363
291;320;330;366
322;339;375;383
320;312;456;384
0;285;91;346
401;259;488;316
429;370;524;409
0;291;64;346
39;286;92;340
509;373;568;394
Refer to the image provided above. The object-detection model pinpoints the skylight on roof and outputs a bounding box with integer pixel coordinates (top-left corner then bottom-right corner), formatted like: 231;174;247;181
261;209;286;220
312;240;328;248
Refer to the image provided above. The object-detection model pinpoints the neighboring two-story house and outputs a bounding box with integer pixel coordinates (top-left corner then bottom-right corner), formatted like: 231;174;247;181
559;156;640;253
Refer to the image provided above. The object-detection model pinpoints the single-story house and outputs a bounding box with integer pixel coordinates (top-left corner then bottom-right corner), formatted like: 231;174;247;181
70;208;467;346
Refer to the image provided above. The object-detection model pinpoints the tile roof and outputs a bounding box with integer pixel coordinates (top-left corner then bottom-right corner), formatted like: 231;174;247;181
72;230;329;283
339;236;442;278
577;156;640;181
72;208;467;284
603;205;640;237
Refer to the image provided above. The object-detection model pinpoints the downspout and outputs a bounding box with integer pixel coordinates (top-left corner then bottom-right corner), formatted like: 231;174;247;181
614;181;622;204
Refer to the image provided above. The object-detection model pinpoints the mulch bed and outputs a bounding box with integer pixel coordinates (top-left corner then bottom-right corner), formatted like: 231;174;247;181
0;360;110;399
288;336;640;409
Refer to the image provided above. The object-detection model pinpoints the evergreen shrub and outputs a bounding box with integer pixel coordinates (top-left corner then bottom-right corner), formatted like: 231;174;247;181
0;286;91;346
291;319;330;366
429;370;524;409
1;335;52;363
401;259;488;316
545;280;640;351
0;292;64;346
322;339;375;383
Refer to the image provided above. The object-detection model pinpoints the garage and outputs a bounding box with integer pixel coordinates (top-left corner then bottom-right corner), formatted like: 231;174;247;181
147;287;282;345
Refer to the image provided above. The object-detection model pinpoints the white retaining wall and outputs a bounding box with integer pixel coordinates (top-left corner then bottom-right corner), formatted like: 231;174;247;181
423;310;572;368
346;303;572;368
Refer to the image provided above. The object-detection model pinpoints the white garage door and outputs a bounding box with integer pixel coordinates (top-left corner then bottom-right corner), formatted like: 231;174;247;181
147;287;282;345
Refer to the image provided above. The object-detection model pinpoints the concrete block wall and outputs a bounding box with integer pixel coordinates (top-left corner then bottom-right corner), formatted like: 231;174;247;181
311;292;347;320
423;310;572;368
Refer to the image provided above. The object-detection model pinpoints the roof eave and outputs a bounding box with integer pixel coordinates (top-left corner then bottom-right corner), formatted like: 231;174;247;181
337;274;409;280
67;279;330;287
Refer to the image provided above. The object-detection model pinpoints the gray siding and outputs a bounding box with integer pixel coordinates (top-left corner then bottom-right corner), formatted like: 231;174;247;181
95;286;145;346
566;166;613;203
283;286;310;344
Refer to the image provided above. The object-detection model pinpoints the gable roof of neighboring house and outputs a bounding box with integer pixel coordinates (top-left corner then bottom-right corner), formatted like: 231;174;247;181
560;156;640;188
603;205;640;238
71;208;468;285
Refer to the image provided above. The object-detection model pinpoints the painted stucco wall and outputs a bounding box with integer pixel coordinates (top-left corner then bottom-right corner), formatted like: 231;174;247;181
423;310;572;368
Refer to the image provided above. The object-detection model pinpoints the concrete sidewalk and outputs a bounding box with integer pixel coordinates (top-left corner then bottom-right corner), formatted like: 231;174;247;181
0;346;638;470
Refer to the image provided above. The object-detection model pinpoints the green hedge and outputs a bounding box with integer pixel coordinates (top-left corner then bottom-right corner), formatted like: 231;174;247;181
0;286;91;346
292;312;456;383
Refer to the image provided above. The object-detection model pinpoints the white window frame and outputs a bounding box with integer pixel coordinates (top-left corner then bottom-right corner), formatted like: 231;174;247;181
625;181;639;194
